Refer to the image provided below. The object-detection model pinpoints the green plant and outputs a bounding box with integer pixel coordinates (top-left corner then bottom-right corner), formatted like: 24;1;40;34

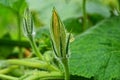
0;0;120;80
23;7;71;80
50;8;71;80
82;0;87;31
22;8;71;80
23;8;43;60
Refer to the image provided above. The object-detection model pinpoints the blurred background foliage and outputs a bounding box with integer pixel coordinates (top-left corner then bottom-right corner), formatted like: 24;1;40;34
0;0;119;60
0;0;120;80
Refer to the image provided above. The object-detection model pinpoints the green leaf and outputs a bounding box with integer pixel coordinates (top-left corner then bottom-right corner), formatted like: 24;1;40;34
31;11;44;27
12;0;27;15
102;0;119;9
0;0;27;15
0;5;17;38
0;0;27;39
64;18;83;34
69;16;120;80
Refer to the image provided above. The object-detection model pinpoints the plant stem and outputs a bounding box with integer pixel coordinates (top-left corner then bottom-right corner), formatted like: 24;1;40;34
61;58;70;80
82;0;87;31
0;68;10;74
21;71;63;80
0;39;30;47
118;0;120;14
17;14;23;59
6;59;59;71
28;35;44;60
0;66;18;74
0;74;18;80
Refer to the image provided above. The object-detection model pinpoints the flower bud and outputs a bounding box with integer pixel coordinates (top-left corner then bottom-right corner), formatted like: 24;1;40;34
23;8;34;37
50;8;70;59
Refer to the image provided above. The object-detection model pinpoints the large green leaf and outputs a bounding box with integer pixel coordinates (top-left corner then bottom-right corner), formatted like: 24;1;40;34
69;16;120;80
0;5;17;38
0;0;27;39
0;0;27;15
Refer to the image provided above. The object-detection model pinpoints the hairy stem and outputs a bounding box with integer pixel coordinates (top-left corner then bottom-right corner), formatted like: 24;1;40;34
21;71;63;80
61;58;70;80
6;59;59;71
28;35;44;60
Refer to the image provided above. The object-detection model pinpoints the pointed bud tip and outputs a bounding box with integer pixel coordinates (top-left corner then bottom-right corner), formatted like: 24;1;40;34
52;7;56;12
52;7;58;17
